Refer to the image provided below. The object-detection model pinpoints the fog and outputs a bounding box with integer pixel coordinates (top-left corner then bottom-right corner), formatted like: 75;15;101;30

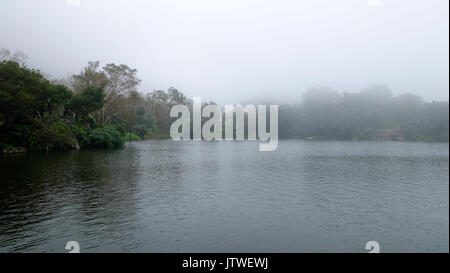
1;0;448;103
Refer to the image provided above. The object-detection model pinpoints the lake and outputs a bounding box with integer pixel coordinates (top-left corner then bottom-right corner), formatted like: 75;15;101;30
0;140;448;253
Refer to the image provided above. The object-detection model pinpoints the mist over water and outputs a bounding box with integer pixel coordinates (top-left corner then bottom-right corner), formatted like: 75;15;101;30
0;0;448;255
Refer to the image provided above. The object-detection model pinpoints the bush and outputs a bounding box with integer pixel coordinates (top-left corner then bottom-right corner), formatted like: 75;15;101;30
132;124;147;139
114;124;126;137
72;125;89;148
123;133;142;142
88;127;124;149
144;126;160;139
44;121;76;150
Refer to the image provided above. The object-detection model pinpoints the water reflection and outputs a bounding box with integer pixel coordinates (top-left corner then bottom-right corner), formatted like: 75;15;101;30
0;141;448;252
0;147;142;252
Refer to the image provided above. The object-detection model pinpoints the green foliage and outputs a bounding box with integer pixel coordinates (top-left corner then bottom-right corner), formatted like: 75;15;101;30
43;121;76;150
279;85;449;142
0;61;75;149
0;61;48;128
41;84;73;115
72;61;141;124
2;59;447;152
123;133;142;142
67;86;104;121
145;135;171;139
132;124;147;139
88;127;124;149
71;125;89;148
0;61;121;151
144;126;160;139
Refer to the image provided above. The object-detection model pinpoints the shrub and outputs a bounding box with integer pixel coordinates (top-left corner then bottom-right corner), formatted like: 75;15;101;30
44;121;76;150
114;124;126;137
144;126;160;139
72;125;89;148
123;133;142;142
88;127;124;149
132;124;147;139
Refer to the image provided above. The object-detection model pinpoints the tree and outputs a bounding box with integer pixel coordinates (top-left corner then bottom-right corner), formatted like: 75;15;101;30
168;87;189;106
41;84;73;116
0;61;79;148
125;90;140;140
0;61;47;130
67;87;105;122
101;63;141;123
72;61;109;93
0;48;28;64
72;62;141;123
148;90;171;134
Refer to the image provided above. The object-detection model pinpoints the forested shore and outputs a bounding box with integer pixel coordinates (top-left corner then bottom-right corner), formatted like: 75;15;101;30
278;85;449;142
0;54;448;153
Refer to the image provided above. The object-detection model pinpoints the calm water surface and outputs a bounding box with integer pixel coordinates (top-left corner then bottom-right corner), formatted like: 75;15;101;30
0;140;448;253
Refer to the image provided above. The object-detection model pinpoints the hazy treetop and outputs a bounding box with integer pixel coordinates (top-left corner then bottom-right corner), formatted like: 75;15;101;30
1;0;448;103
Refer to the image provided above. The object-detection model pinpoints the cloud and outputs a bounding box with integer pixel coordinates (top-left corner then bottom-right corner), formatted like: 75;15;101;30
365;0;382;6
65;0;81;7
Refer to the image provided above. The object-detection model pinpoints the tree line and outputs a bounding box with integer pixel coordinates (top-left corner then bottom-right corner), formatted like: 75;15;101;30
0;54;192;151
278;85;448;142
0;52;448;152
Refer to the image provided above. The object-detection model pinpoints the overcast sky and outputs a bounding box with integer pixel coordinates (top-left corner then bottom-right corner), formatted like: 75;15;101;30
1;0;448;103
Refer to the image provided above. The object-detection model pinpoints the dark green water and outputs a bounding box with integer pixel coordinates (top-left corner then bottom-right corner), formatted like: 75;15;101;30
0;140;448;253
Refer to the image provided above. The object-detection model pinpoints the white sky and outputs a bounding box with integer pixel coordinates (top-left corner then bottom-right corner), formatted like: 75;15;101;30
1;0;448;103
